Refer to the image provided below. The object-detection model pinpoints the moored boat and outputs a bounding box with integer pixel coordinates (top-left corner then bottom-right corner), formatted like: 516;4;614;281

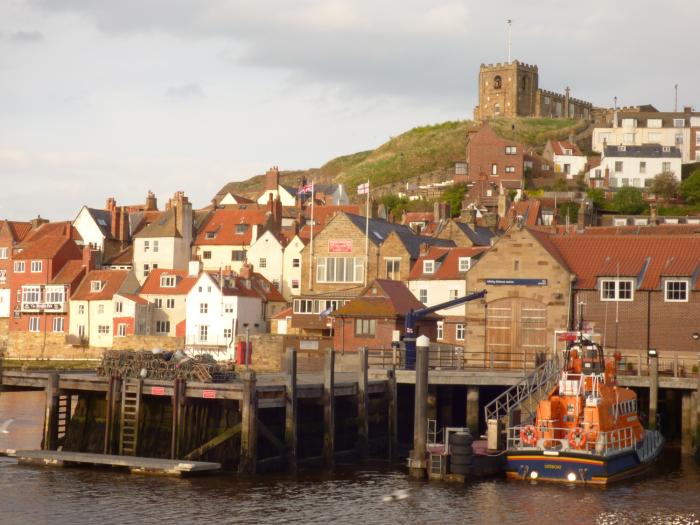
505;333;664;485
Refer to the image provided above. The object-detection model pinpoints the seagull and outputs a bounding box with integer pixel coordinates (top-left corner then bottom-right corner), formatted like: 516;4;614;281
381;489;409;502
0;419;15;434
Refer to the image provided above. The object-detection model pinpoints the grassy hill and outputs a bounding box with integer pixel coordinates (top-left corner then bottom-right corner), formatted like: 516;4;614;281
217;117;588;200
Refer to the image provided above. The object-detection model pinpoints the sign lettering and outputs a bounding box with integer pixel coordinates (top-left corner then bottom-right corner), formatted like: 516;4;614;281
202;389;217;399
328;239;353;253
485;278;548;286
150;386;166;396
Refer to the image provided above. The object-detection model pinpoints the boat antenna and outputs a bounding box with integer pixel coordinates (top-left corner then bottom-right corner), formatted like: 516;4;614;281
577;300;585;332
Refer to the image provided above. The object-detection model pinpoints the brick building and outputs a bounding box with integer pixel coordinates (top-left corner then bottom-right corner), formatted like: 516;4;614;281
473;60;592;121
465;226;573;367
332;279;440;353
292;212;454;336
550;235;700;356
7;224;96;358
466;123;525;189
0;220;33;330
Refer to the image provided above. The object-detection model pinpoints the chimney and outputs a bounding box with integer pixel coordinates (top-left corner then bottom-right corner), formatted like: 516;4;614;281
145;190;157;211
265;166;279;191
267;191;274;214
172;191;191;240
420;242;430;256
274;195;282;230
577;202;586;232
106;197;116;211
604;166;610;188
239;263;252;280
30;215;49;230
188;260;201;277
650;203;658;225
82;244;99;271
251;224;259;242
119;207;129;242
684;106;692;114
613;109;619;129
65;222;72;240
110;206;119;239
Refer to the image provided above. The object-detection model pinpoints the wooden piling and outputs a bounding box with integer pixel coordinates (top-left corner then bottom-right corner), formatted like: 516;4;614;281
467;386;479;435
387;367;397;461
323;348;335;468
284;347;298;471
681;391;693;454
239;370;258;474
43;373;60;451
649;352;659;430
171;378;181;459
409;338;429;479
104;376;115;454
357;347;369;460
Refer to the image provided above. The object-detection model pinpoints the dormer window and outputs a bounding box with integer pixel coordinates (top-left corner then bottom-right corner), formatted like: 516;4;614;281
160;275;176;288
205;231;217;239
662;146;671;152
564;148;572;155
90;281;104;292
618;145;626;152
423;260;434;274
458;257;472;272
236;224;249;234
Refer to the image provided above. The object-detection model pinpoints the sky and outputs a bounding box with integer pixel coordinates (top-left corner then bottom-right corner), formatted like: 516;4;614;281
1;0;698;221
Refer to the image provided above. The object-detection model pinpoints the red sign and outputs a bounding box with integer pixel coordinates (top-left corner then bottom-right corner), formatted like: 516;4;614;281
202;389;217;399
328;239;353;253
557;332;578;341
150;386;166;396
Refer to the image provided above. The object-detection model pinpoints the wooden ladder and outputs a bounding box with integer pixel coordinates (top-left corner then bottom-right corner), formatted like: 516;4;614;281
119;379;142;456
56;394;72;448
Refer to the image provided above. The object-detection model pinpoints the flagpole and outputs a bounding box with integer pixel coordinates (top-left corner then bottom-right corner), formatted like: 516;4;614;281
308;181;314;290
364;179;369;286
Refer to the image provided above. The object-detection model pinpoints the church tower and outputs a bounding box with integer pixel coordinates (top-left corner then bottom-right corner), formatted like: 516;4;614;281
474;61;539;121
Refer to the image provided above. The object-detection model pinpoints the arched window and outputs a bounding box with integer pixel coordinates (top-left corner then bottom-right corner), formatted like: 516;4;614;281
521;76;527;91
494;75;502;89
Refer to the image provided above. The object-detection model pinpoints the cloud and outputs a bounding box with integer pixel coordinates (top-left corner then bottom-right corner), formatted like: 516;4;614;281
165;83;205;99
8;30;45;43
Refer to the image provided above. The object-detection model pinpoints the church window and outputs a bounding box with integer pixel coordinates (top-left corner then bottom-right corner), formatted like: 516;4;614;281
494;76;502;89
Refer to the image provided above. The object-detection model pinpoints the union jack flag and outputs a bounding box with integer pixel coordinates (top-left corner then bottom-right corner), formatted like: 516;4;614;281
299;183;313;194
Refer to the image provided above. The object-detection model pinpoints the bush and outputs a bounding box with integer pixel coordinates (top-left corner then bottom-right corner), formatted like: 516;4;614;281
649;172;680;201
440;183;469;217
680;169;700;205
612;187;647;214
586;188;606;209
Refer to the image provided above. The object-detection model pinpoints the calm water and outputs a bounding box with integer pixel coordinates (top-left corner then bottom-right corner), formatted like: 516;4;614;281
1;392;700;525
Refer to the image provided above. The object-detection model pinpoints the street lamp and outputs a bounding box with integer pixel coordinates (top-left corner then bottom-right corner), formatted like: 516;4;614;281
242;322;259;369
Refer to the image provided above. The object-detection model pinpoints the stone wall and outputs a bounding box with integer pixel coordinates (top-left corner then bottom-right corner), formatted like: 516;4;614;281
7;332;103;360
111;334;184;351
0;318;8;342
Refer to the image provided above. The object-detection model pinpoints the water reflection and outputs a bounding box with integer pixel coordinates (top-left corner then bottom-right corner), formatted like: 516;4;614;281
0;391;699;525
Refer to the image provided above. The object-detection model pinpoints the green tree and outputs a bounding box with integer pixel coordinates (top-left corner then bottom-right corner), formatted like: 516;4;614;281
612;187;647;214
553;178;569;192
557;202;579;224
649;172;680;201
680;169;700;205
586;188;606;209
440;183;469;217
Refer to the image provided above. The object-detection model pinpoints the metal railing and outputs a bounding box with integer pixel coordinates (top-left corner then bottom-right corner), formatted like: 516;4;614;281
483;352;562;425
367;344;553;372
507;424;639;457
615;352;699;379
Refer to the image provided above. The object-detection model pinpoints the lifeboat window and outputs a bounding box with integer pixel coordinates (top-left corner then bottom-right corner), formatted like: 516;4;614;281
567;403;574;413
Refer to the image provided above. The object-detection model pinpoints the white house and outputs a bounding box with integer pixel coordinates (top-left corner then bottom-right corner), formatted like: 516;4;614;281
282;234;306;300
592;111;700;164
408;246;487;346
245;230;284;292
593;144;682;190
542;139;587;179
256;166;298;206
184;270;265;360
132;191;193;284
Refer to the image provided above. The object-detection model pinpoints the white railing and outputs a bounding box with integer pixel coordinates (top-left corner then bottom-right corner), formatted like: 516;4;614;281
507;425;639;457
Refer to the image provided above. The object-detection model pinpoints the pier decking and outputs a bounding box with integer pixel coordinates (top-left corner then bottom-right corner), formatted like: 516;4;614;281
16;450;220;476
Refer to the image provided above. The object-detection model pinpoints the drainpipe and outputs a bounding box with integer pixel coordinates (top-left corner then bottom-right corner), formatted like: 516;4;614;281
646;290;651;351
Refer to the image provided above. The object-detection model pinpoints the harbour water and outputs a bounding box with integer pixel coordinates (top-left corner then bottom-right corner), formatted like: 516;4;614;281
1;392;699;525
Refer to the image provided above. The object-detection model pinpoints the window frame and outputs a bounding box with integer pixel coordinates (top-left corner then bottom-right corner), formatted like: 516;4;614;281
30;260;43;273
436;321;443;341
52;317;64;333
458;257;471;272
664;279;688;302
354;318;376;337
14;261;25;273
29;317;40;332
456;324;465;341
600;278;635;301
423;260;434;274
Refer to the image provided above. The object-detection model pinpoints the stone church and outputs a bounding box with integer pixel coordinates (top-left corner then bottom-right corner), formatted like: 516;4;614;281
473;60;593;121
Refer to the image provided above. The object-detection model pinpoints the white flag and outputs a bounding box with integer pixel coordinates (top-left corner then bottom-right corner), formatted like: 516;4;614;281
357;182;369;195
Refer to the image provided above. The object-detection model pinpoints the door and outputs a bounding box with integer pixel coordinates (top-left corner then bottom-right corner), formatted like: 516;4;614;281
486;298;547;369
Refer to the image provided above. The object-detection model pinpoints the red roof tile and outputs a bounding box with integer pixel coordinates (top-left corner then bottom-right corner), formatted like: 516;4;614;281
194;208;268;246
51;260;86;287
140;269;198;295
409;246;488;280
19;222;82;247
0;221;33;243
499;200;541;230
550;140;583;157
306;205;360;228
73;270;130;301
334;279;440;318
549;235;700;290
117;293;150;305
273;306;293;320
15;237;82;261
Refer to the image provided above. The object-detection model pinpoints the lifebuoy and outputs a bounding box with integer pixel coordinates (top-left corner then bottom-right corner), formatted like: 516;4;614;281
520;425;539;447
568;427;587;449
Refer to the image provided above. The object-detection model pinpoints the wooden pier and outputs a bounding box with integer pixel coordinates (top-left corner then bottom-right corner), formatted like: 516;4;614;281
16;450;220;476
0;348;398;474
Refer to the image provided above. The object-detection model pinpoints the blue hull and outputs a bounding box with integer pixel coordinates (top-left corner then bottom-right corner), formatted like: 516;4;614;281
505;449;647;485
